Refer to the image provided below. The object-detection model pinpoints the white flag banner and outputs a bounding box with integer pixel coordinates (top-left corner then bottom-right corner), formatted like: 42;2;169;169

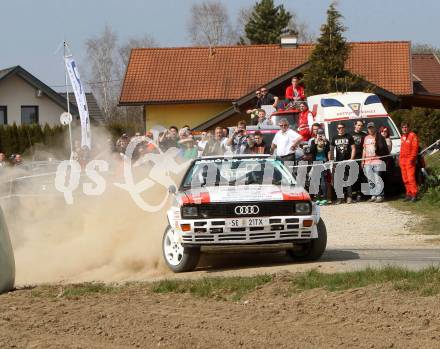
64;55;91;148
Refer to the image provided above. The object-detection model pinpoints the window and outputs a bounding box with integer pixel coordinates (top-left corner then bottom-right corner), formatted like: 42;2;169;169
364;94;381;105
21;106;39;124
321;98;344;107
0;106;7;125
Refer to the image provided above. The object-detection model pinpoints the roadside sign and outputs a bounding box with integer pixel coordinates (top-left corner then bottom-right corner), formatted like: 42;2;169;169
60;112;73;125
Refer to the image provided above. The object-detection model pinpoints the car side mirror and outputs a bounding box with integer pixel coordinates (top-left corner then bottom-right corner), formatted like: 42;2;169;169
168;185;177;194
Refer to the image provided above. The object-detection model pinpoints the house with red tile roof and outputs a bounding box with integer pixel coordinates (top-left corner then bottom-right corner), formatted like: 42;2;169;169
407;53;440;108
119;41;440;130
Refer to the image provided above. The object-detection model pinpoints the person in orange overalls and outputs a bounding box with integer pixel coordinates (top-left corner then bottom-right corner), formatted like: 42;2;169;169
399;122;419;202
297;102;314;141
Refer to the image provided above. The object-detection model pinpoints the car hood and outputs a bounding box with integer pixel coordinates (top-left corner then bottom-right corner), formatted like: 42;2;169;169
178;185;310;205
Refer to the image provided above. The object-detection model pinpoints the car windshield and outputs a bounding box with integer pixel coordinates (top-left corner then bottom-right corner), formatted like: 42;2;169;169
328;117;400;140
181;158;296;189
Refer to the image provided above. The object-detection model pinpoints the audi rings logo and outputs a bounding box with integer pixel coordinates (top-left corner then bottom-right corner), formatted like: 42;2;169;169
234;205;260;215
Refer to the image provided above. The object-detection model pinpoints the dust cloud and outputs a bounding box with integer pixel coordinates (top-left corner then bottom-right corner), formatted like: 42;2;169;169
1;127;189;286
4;181;177;285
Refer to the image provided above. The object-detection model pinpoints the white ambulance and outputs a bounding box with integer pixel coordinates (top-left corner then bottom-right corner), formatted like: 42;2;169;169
306;92;401;154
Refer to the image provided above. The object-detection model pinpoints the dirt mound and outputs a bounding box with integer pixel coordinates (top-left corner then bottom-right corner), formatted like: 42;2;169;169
0;278;439;348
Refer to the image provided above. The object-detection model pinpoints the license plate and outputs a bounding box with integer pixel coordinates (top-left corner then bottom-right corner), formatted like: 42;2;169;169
226;218;269;228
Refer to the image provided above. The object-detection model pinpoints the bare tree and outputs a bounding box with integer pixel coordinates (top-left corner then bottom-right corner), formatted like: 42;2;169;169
85;26;158;126
85;25;119;121
288;13;315;43
187;1;235;46
412;43;440;55
235;7;252;44
118;35;158;69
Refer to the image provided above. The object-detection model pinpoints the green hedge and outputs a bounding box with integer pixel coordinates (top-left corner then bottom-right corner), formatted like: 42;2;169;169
0;123;67;157
390;108;440;148
105;122;140;143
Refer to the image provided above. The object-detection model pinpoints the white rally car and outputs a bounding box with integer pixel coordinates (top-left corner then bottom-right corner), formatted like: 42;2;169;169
163;155;327;272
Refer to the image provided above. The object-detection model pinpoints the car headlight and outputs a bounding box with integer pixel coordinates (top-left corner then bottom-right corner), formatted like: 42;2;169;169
181;206;198;218
295;202;311;214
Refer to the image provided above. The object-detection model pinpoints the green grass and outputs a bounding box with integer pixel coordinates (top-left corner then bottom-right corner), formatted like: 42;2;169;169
60;283;115;297
290;266;440;296
30;283;116;298
151;267;440;300
151;274;273;301
389;151;440;236
390;196;440;236
26;267;440;300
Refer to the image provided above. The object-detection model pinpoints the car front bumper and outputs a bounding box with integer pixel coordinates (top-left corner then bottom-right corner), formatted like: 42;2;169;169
173;215;318;245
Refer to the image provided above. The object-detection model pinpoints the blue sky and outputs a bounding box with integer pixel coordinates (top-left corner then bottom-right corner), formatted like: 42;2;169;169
1;0;439;89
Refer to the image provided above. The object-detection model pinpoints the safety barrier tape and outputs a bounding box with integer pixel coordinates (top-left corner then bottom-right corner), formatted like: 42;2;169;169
275;138;440;169
1;139;438;183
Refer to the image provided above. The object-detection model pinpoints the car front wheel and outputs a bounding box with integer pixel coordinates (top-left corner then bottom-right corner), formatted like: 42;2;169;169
286;218;327;261
162;225;200;272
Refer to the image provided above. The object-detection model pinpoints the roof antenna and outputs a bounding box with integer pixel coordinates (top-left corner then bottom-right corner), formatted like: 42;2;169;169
335;76;338;92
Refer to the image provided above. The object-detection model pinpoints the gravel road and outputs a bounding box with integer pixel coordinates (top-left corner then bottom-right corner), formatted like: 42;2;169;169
10;199;439;285
322;202;430;249
177;202;439;279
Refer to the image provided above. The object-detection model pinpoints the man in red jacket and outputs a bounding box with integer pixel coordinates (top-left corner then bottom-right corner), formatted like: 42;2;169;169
285;76;305;101
399;122;419;202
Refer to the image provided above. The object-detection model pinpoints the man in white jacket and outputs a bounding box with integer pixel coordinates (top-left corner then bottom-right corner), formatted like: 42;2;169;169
271;118;303;161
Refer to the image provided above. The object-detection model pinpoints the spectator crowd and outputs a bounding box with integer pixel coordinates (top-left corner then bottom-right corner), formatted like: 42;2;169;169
109;114;420;206
108;75;420;205
0;76;422;206
0;153;25;170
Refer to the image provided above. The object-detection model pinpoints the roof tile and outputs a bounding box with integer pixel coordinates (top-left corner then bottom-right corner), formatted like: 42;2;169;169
120;42;412;104
412;53;440;95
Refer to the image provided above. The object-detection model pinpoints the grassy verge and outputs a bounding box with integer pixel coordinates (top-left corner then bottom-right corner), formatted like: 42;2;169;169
291;266;440;296
151;274;273;301
30;282;117;298
390;196;440;236
389;151;440;236
25;267;440;299
150;266;440;299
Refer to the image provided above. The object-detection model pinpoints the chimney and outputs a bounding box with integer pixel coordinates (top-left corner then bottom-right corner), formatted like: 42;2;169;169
280;29;298;48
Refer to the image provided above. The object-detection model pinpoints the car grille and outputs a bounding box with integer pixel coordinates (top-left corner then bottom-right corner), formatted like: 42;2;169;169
180;218;314;244
196;201;297;218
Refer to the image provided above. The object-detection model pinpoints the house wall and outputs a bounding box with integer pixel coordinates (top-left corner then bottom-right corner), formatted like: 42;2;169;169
0;75;65;126
144;103;231;129
207;113;248;130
